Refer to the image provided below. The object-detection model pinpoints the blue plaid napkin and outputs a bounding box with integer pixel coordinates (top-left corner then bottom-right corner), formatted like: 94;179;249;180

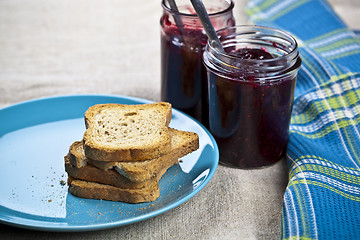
246;0;360;239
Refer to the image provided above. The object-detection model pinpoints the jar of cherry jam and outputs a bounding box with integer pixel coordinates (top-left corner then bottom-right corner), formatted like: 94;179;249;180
203;25;301;168
160;0;235;124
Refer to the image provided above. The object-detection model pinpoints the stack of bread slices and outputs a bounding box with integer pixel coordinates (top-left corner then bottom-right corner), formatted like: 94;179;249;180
64;102;199;203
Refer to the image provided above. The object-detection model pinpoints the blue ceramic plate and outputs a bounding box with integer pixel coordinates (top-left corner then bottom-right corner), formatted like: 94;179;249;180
0;94;219;232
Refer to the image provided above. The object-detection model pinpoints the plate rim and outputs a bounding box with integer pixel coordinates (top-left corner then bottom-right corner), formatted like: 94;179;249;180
0;94;219;232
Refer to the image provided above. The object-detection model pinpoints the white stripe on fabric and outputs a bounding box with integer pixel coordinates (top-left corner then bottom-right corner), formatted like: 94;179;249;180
350;76;359;88
290;157;360;176
292;65;321;115
332;81;360;150
291;171;360;195
304;47;337;77
283;189;299;238
292;76;360;115
308;31;355;49
292;71;360;168
290;74;360;144
246;0;265;8
260;0;299;18
321;44;360;58
290;104;360;133
287;155;318;239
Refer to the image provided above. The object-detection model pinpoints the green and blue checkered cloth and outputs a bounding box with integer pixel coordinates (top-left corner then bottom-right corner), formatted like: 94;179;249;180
246;0;360;239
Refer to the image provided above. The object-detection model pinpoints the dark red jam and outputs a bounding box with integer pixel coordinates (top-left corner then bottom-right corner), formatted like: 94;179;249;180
208;48;297;168
160;4;235;124
160;20;208;122
229;48;273;60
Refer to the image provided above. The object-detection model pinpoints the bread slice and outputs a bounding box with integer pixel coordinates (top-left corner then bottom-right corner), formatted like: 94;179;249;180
83;102;172;162
68;177;159;203
65;156;162;189
85;128;199;182
68;141;87;168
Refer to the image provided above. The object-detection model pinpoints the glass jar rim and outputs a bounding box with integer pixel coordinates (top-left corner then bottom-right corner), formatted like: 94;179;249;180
207;25;299;64
203;25;302;82
161;0;234;18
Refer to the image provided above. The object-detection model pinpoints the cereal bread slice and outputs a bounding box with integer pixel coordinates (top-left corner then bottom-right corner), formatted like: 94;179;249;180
68;141;87;168
83;102;172;162
88;128;199;182
65;155;161;189
68;178;159;203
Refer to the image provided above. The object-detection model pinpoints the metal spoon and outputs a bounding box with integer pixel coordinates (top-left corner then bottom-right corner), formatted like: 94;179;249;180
168;0;185;35
189;0;225;52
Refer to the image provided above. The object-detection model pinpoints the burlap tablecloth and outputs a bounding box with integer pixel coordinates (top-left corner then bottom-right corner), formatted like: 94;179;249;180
0;0;358;239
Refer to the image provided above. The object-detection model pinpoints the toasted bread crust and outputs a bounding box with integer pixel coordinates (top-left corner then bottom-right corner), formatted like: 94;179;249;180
68;178;160;203
68;141;87;168
85;128;199;182
65;155;158;189
115;129;199;182
83;102;172;162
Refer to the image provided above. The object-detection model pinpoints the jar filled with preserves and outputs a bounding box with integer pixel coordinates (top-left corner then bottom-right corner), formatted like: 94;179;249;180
203;25;301;168
160;0;235;124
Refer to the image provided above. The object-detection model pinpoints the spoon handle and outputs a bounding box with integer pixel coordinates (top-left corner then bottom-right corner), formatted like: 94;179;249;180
190;0;225;52
168;0;185;34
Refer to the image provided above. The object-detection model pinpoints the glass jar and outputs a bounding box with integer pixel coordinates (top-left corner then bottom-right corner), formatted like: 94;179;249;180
203;25;302;168
160;0;235;124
